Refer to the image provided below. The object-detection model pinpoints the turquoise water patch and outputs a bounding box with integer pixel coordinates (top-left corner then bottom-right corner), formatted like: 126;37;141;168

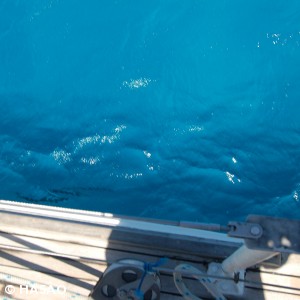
0;0;300;223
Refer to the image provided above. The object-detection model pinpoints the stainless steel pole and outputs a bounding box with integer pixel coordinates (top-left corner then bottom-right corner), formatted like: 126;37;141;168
221;245;278;275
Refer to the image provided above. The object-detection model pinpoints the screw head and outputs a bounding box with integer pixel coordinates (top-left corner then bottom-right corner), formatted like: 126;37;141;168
250;226;261;236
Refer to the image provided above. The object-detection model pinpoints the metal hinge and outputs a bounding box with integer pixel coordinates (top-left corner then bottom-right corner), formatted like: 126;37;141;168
227;221;263;239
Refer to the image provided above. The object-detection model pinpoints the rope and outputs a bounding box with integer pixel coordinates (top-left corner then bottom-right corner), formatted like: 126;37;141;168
101;259;300;294
3;257;295;295
173;264;226;300
1;256;298;299
135;257;168;299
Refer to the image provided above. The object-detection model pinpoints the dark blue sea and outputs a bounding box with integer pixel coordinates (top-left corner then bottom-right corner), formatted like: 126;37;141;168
1;0;300;224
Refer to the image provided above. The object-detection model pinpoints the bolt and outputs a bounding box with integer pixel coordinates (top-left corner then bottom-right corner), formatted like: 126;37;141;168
250;226;261;236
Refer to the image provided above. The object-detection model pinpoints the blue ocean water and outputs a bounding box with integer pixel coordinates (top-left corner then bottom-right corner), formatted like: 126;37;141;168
0;0;299;224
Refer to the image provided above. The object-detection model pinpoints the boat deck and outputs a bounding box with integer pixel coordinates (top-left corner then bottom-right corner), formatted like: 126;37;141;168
0;200;299;300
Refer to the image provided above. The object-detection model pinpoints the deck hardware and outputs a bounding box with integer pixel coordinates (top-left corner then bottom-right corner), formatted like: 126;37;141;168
245;215;300;253
250;225;261;236
102;285;117;297
221;245;278;274
89;259;161;300
227;221;263;239
219;214;300;294
233;272;240;283
226;215;300;253
214;245;278;297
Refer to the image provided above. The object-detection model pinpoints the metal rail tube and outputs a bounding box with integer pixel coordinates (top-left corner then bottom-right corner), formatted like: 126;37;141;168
221;245;278;275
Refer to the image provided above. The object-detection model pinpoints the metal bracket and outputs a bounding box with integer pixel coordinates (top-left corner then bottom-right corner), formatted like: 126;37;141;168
227;215;300;253
245;215;300;253
227;221;263;239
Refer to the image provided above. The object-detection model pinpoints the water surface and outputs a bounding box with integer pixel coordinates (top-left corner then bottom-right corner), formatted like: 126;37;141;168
0;0;300;223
